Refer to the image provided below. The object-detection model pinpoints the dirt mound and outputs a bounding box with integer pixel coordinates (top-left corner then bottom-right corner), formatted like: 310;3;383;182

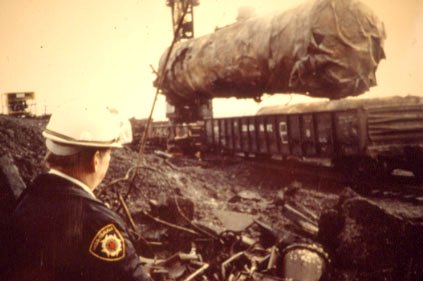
0;115;48;184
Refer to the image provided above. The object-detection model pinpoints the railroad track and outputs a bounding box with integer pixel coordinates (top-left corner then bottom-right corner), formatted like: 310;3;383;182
357;175;423;204
217;155;423;205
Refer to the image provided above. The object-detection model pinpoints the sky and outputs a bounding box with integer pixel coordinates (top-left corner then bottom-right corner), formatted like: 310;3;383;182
0;0;422;119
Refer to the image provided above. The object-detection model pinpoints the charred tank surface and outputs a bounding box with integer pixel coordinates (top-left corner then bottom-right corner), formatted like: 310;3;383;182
156;0;386;110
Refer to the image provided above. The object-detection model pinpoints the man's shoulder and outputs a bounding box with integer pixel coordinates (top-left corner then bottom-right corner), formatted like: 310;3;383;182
84;199;126;229
16;173;112;218
28;173;98;201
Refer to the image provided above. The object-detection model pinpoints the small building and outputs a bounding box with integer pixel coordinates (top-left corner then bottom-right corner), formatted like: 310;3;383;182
2;92;36;116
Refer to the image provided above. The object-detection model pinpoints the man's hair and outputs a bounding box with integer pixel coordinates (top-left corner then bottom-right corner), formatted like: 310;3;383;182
45;147;109;170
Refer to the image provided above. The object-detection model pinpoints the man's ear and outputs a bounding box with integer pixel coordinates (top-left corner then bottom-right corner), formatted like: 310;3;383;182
90;151;101;173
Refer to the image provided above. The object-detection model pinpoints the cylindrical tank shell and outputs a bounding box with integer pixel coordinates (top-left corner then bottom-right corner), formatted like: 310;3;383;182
156;0;386;105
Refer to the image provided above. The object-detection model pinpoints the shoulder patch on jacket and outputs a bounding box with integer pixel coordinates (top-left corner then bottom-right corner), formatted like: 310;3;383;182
89;224;126;261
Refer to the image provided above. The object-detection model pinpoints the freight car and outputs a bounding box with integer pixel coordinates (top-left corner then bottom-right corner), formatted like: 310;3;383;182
203;101;423;179
135;120;203;155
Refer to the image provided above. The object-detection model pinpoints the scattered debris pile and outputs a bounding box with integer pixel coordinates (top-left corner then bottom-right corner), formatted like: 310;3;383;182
0;115;422;281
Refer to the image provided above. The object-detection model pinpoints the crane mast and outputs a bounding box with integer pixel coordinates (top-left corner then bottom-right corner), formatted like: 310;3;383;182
166;0;197;41
164;0;213;122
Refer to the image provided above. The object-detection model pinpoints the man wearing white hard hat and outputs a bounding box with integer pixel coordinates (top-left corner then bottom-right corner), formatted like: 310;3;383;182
7;105;152;281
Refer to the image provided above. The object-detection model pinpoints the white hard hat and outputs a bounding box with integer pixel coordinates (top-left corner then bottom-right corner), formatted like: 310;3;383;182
43;104;132;155
119;118;133;145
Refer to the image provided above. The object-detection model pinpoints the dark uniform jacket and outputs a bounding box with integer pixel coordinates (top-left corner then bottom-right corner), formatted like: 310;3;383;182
7;173;152;281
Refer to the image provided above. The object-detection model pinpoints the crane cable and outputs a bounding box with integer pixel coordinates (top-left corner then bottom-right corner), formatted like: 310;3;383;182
116;2;191;210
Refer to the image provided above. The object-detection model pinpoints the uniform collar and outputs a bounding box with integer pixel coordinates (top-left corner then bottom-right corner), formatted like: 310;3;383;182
49;168;96;199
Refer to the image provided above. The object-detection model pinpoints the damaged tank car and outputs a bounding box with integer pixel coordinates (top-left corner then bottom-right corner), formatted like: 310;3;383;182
155;0;386;120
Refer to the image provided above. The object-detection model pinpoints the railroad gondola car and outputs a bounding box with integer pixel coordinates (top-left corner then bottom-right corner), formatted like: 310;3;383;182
204;99;423;178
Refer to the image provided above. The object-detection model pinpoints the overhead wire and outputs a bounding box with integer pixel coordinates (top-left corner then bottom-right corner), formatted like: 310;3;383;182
116;1;192;211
